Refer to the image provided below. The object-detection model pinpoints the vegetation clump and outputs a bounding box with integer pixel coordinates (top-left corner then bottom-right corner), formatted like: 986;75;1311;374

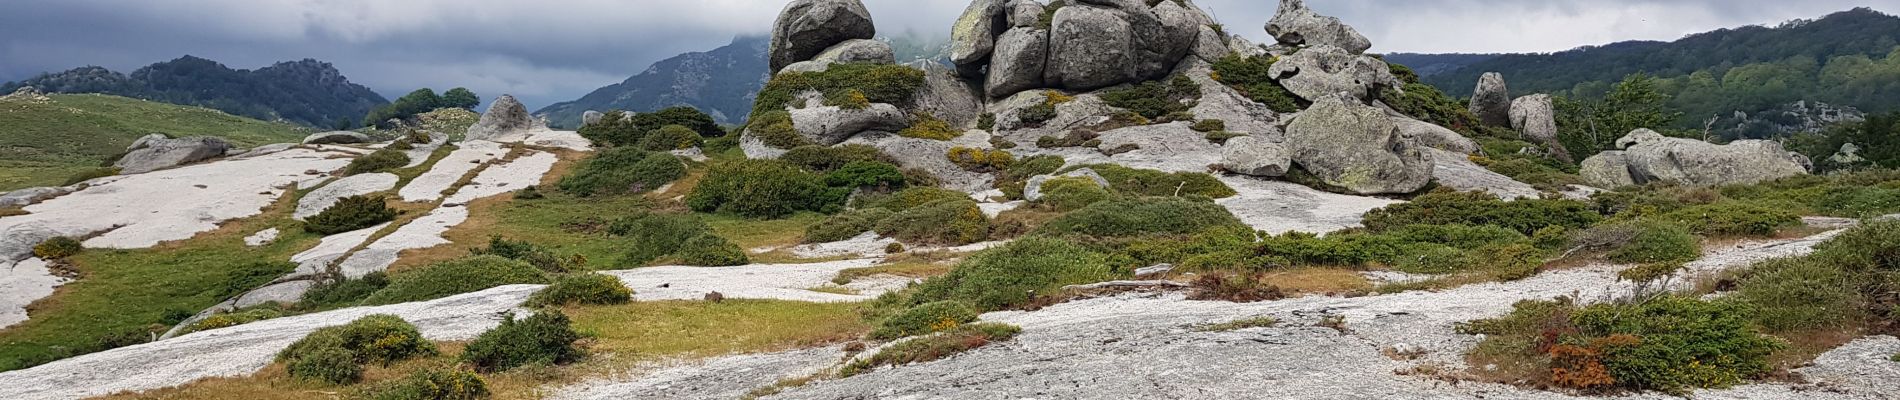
471;235;580;273
780;144;893;172
361;256;549;305
462;310;583;373
527;274;632;307
907;237;1118;311
841;323;1022;377
750;63;926;121
677;233;750;266
344;149;411;175
899;113;962;140
362;368;489;400
688;159;839;219
1210;55;1302;113
1460;296;1783;394
32;236;84;260
1362;191;1601;235
276;314;439;384
947;147;1015;173
611;212;714;266
1098;75;1200;121
305;195;397;235
804;208;896;243
362;88;480;129
556;147;684;197
870;301;980;340
1035;197;1247;238
874;199;991;246
1035;176;1112;211
637;125;704;151
579;107;725;147
1074;164;1237;198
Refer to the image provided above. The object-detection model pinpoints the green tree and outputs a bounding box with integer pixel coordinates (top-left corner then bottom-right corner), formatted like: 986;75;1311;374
363;88;447;128
1555;74;1683;159
442;88;480;110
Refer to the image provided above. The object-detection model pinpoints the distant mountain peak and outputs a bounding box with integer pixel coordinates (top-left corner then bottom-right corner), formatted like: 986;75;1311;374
4;56;387;127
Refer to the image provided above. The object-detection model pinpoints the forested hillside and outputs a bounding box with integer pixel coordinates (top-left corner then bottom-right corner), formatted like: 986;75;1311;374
0;56;388;128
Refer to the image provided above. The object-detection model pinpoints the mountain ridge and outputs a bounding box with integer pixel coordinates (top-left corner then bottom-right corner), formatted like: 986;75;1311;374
0;56;388;128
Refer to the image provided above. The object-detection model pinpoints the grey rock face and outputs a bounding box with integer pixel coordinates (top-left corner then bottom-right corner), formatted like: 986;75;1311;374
913;63;985;129
1006;0;1045;27
1284;95;1433;194
1024;168;1110;201
1614;128;1667;149
0;187;70;208
1179;60;1279;138
1044;5;1135;91
1264;0;1371;54
1424;148;1539;200
950;0;1005;68
1141;0;1201;80
466;94;532;141
581;110;605;127
986;27;1050;98
1220;136;1292;177
114;135;233;174
812;39;895;65
1392;117;1478;154
1508;94;1568;160
1267;44;1399;102
301;131;371;145
1469;72;1510;127
846;131;997;192
1191;24;1231;62
1579;151;1638;188
768;0;877;73
789;104;910;146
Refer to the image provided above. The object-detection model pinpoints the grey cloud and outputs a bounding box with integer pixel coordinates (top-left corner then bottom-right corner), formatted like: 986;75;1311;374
0;0;1888;109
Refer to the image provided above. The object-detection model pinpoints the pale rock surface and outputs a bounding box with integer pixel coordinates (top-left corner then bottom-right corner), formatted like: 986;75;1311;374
0;186;70;208
1043;5;1135;91
556;346;847;400
398;131;450;168
1219;136;1292;177
1582;129;1810;187
1178;60;1280;138
1090;122;1224;173
790;103;910;146
290;223;389;276
1424;148;1539;200
1469;72;1511;127
949;0;1004;68
1579;151;1638;188
114;135;233;174
337;206;463;278
444;150;559;204
913;63;984;128
399;140;506;202
1393;116;1479;154
0;285;543;400
230;280;314;308
478;128;593;151
783;39;895;73
1216;176;1401;235
791;232;899;259
985;27;1050;98
581;110;605;127
465;95;533;141
0;258;67;329
293;172;397;220
1283;95;1434;194
1509;94;1561;149
599;259;887;302
846;131;997;192
232;143;296;159
1263;0;1371;54
243;228;280;247
1005;0;1043;28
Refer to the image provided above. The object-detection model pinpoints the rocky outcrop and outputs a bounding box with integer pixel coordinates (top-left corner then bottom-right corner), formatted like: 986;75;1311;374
1179;60;1280;138
1580;129;1810;187
1825;143;1872;170
789;104;911;146
301;131;371;145
845;131;996;192
950;0;1006;71
466;95;532;141
114;135;233;174
986;27;1050;98
1392;117;1478;154
914;63;985;129
782;39;896;73
1283;95;1433;194
581;110;604;127
1267;44;1399;102
1469;72;1510;127
0;187;70;208
1424;148;1539;200
1508;94;1568;160
1263;0;1371;54
1220;136;1292;177
768;0;877;73
1024;168;1111;201
1006;0;1043;28
1044;5;1137;91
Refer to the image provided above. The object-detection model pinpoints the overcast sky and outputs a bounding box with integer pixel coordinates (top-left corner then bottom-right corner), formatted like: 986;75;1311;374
0;0;1887;109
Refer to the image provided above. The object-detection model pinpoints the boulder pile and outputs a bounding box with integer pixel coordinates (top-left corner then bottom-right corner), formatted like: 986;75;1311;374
1580;129;1811;188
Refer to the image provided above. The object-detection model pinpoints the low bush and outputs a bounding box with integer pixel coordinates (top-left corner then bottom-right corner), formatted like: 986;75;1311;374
1210;54;1302;113
216;261;297;299
527;274;632;307
637;125;704;151
1362;191;1602;235
841;323;1021;377
687;159;839;218
277;314;439;384
744;111;812;150
364;368;489;400
909;237;1119;310
1035;197;1248;238
614;213;712;266
805;208;896;243
1016;91;1068;126
462;310;583;372
858;186;970;212
875;199;991;246
899;113;962;140
187;306;285;333
32;236;84;259
947;147;1015;172
557;148;685;197
750;63;926;121
1187;273;1286;303
1099;74;1200;121
677;233;749;266
870;301;980;340
1378;83;1484;134
300;272;389;309
344;149;411;175
1036;177;1112;211
780;144;892;172
1190;119;1226;133
824;161;907;190
471;235;578;273
362;256;549;305
1655;202;1801;237
1605;222;1700;264
631;107;724;137
1734;220;1900;332
305;195;397;235
1204;130;1247;144
1461;296;1783;394
513;185;544;200
997;155;1067;199
1074;164;1237;198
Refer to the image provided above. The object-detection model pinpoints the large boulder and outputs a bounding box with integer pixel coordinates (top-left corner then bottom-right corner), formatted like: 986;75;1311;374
781;39;896;73
1283;95;1434;194
302;131;371;145
0;187;70;208
1582;129;1811;187
789;104;911;146
581;110;605;127
1469;72;1511;127
1825;143;1872;170
1006;0;1044;27
466;95;532;141
913;63;985;129
1178;60;1280;137
1508;94;1569;160
845;131;997;192
1263;0;1371;54
950;0;1006;71
1044;5;1136;91
1140;0;1202;80
114;135;233;174
986;27;1050;98
1392;117;1479;154
1424;148;1539;200
1190;24;1231;62
1579;151;1637;188
1220;136;1292;177
768;0;877;73
1267;44;1399;102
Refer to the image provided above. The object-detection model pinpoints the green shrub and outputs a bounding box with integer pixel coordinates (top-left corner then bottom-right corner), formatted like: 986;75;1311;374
300;273;389;309
1656;202;1801;237
677;233;749;266
1362;191;1602;235
899;113;962;140
1016;91;1067;126
1035;197;1247;238
614;213;712;265
947;147;1015;172
345;149;411;175
557;148;685;197
859;187;970;212
704;134;740;154
750;63;925;121
1378;83;1484;134
745;111;811;150
875;199;990;246
1190;119;1226;133
977;113;996;131
870;301;980;340
1099;74;1200;120
217;261;297;299
1734;220;1900;332
824;161;907;190
1074;164;1237;198
630;106;724;137
365;368;489;400
527;274;632;307
1210;55;1301;113
1380;224;1528;250
1256;231;1404;266
62;167;120;186
1606;222;1700;264
1572;297;1784;393
1036;177;1112;211
687;159;838;218
780;144;892;172
997;155;1067;199
841;323;1021;377
462;310;583;372
471;235;577;273
362;256;549;305
579;111;646;147
187;306;286;333
278;314;439;384
805;208;896;243
32;236;84;259
305;195;397;235
909;237;1118;310
513;185;544;200
637;125;704;151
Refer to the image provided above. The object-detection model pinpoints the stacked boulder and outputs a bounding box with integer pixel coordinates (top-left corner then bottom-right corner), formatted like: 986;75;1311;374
949;0;1228;99
769;0;886;74
1580;129;1810;188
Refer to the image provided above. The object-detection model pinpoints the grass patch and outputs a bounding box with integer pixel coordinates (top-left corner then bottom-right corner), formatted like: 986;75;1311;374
361;256;550;305
0;93;306;191
840;323;1021;377
566;300;870;359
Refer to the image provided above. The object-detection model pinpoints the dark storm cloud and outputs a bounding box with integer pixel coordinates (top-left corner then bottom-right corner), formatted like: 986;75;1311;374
0;0;1887;109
